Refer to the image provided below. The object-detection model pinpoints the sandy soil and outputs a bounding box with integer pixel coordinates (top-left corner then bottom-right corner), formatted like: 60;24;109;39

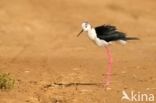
0;0;156;103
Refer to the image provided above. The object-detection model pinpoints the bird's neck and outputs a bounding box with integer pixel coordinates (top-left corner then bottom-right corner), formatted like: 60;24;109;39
87;27;94;33
87;28;96;40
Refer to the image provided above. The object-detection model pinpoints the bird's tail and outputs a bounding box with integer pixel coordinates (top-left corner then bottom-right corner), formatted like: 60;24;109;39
126;37;139;40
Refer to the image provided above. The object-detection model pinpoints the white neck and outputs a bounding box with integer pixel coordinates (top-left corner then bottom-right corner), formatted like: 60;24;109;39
87;28;96;40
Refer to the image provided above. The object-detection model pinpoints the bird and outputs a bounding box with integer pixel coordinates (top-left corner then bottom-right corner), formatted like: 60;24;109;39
77;21;139;86
77;21;139;46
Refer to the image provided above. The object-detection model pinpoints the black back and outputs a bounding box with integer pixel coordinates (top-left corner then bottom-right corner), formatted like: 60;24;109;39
95;25;126;42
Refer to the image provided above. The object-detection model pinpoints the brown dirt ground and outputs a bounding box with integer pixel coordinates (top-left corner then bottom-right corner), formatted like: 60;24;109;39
0;0;156;103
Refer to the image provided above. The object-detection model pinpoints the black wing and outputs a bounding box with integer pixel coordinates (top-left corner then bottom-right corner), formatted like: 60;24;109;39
95;25;126;42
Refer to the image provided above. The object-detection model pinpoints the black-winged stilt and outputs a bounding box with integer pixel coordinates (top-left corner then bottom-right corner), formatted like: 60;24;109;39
77;21;139;86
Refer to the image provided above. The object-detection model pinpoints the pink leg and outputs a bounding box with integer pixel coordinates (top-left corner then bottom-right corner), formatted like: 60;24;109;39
104;47;113;86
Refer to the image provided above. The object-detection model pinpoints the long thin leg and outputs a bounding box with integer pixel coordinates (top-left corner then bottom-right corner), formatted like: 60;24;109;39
104;47;113;86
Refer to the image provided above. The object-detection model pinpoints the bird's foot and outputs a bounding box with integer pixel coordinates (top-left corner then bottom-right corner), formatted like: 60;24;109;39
102;73;112;89
101;80;112;91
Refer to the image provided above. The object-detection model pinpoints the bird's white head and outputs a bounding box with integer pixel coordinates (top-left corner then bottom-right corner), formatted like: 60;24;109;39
81;21;91;32
77;21;92;37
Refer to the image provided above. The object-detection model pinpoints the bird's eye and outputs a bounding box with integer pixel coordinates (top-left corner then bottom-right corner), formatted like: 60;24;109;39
85;24;87;28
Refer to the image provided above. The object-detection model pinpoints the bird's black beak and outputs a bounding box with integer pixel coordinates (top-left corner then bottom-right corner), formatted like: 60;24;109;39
77;29;83;37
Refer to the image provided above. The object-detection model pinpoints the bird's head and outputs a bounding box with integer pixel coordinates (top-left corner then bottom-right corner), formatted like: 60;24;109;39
77;21;92;37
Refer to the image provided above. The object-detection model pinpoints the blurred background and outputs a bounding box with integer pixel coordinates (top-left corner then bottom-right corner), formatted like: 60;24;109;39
0;0;156;103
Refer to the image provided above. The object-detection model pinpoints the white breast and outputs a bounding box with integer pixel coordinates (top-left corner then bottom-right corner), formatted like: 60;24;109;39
87;28;96;40
87;28;109;47
95;38;109;47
